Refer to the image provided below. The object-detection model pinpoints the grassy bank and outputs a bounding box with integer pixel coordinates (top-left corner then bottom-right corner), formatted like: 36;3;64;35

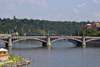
0;54;21;67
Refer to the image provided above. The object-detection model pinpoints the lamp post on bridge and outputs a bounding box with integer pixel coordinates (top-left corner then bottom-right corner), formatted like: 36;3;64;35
44;30;45;36
78;31;79;36
48;31;49;36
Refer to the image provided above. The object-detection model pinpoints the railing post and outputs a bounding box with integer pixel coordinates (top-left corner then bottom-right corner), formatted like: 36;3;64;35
78;31;79;36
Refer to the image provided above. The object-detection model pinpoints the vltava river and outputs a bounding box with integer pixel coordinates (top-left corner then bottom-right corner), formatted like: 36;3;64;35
0;39;100;67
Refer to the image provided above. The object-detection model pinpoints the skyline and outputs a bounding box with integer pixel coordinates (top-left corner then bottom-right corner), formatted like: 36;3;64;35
0;0;100;22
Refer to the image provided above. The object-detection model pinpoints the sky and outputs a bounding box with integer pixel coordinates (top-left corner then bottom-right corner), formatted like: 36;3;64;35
0;0;100;22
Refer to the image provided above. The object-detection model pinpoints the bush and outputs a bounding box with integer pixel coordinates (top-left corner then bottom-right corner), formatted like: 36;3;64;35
0;51;2;54
3;51;6;54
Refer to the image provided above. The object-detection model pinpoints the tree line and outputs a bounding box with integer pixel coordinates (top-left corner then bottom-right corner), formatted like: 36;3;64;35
73;29;100;36
0;16;95;36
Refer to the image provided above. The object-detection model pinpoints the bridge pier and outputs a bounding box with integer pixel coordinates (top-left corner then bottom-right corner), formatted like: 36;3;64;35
8;37;12;47
46;36;51;46
82;36;86;46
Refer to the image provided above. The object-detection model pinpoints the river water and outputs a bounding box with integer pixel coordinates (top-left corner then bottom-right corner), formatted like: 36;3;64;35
0;39;100;67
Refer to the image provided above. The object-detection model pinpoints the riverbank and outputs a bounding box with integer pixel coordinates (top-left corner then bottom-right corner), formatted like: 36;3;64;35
0;54;31;67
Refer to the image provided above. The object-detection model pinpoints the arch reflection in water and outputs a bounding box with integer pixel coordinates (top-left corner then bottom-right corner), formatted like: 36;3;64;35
13;39;42;48
5;39;99;67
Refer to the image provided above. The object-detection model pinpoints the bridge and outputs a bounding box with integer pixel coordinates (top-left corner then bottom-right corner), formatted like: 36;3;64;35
0;35;100;47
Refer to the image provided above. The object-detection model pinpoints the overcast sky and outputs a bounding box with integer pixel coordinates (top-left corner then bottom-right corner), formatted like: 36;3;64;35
0;0;100;21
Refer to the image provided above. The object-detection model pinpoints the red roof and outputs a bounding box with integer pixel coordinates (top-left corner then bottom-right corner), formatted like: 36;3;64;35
83;24;87;28
91;23;100;29
83;23;100;29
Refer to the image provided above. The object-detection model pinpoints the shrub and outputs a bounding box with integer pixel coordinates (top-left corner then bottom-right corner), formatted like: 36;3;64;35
4;51;6;54
0;51;2;54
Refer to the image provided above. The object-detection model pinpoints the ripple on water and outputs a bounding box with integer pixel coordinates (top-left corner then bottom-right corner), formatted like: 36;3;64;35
1;39;100;67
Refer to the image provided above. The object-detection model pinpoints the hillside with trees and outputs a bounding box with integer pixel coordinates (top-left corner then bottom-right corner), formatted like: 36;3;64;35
73;29;100;36
0;16;95;36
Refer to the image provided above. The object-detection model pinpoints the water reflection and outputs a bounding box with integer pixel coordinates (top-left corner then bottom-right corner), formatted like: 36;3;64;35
82;46;86;67
47;46;51;56
82;45;86;49
1;39;100;67
8;47;12;54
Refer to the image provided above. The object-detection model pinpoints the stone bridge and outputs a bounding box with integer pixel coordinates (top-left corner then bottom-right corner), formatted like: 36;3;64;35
0;36;100;47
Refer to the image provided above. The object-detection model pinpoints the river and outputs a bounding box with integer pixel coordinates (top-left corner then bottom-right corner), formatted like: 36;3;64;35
0;39;100;67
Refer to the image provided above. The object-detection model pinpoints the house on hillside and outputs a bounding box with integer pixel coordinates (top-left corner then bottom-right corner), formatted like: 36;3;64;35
82;22;100;31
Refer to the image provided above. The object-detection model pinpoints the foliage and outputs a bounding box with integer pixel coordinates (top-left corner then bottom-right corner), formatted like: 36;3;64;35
8;55;20;63
72;29;100;36
0;62;13;67
0;54;21;67
3;51;6;54
18;32;24;36
0;51;2;54
0;17;95;35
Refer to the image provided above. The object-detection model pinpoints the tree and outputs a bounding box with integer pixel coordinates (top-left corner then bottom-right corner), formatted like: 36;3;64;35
0;17;98;35
18;32;24;36
14;15;16;20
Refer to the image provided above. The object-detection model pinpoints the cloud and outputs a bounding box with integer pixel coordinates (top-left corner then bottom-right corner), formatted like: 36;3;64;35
93;0;100;3
74;8;79;13
74;3;85;13
78;3;85;8
0;12;10;18
0;0;3;1
7;4;16;10
94;13;100;17
19;0;48;6
0;0;48;6
56;14;62;17
53;7;57;10
82;3;85;5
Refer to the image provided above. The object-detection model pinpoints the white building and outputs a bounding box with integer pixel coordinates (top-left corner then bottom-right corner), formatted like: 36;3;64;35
0;48;8;61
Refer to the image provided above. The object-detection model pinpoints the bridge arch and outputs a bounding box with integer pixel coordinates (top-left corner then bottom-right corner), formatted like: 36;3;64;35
86;38;100;42
13;38;46;43
51;38;82;43
51;38;65;42
0;40;8;43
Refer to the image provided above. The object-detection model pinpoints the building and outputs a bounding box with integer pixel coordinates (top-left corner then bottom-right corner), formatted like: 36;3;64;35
82;24;92;29
0;48;8;61
93;23;100;31
12;32;19;36
0;34;11;37
82;22;100;31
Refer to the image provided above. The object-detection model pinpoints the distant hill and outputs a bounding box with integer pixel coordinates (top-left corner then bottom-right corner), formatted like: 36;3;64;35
0;17;95;35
